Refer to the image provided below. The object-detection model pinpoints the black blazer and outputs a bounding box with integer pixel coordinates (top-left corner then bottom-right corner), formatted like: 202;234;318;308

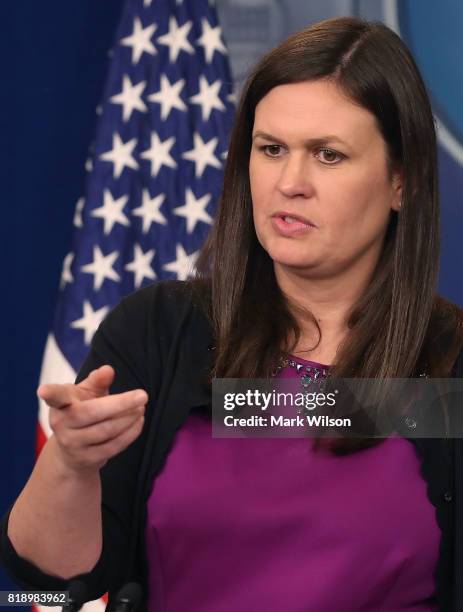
1;280;462;611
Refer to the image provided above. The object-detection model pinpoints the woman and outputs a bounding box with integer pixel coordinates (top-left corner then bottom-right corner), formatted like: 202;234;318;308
2;15;463;612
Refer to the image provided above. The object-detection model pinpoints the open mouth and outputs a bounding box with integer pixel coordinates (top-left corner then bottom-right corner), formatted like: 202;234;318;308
271;214;316;236
279;214;314;227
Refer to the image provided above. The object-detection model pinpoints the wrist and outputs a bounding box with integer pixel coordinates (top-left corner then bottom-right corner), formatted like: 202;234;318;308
44;436;101;482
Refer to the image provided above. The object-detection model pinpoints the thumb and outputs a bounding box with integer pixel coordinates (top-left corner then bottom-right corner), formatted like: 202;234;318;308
77;364;115;397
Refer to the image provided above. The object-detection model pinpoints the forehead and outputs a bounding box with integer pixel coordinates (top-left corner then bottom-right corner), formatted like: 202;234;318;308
253;80;379;146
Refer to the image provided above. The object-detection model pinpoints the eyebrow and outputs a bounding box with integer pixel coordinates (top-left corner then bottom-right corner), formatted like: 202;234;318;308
252;131;351;148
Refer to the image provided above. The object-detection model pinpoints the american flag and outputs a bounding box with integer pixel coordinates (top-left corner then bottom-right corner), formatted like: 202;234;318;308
36;0;234;609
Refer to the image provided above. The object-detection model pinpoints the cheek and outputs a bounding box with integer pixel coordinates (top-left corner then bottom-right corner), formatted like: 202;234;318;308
251;192;265;220
328;172;391;220
325;186;393;250
249;156;272;211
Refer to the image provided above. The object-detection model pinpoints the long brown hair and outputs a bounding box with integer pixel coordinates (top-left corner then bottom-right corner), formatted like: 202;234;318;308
193;16;463;454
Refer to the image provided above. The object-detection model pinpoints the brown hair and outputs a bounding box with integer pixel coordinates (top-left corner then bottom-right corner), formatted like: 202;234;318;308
193;16;463;454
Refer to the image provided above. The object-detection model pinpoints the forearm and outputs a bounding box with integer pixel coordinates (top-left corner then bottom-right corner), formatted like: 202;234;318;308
7;436;103;580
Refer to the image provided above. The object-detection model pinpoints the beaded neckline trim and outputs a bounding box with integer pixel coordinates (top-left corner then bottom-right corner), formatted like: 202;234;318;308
271;355;429;379
271;357;329;382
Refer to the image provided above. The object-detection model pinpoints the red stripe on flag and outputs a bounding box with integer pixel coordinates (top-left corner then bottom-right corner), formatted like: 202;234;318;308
36;423;48;457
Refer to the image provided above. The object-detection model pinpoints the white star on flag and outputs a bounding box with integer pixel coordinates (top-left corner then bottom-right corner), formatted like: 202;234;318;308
190;75;225;121
60;252;74;289
182;132;221;178
37;10;235;612
143;0;153;6
132;189;167;233
70;301;110;346
125;244;157;288
163;244;198;280
110;75;148;122
121;16;157;64
81;246;121;291
197;19;227;63
140;132;177;176
173;188;212;233
73;197;84;228
147;74;187;120
100;133;139;178
157;17;194;62
90;190;130;235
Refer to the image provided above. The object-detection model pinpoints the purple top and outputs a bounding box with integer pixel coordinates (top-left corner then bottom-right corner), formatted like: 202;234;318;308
145;356;440;611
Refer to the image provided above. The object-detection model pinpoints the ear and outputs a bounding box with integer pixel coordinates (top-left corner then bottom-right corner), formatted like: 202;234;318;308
390;168;403;212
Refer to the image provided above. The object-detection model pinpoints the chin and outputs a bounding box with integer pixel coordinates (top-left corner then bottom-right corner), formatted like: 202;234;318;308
258;235;319;268
278;260;319;271
262;239;301;257
268;252;318;270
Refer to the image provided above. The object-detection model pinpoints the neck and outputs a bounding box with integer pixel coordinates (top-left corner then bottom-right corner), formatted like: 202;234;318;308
274;260;373;363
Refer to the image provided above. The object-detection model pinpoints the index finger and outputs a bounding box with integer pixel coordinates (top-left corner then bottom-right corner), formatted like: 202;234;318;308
37;383;76;409
66;388;149;429
37;365;116;409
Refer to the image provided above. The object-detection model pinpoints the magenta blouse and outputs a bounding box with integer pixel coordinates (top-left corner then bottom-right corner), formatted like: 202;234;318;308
145;356;440;611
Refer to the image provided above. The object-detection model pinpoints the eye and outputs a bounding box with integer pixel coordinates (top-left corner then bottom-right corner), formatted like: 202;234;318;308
315;148;344;165
259;144;284;158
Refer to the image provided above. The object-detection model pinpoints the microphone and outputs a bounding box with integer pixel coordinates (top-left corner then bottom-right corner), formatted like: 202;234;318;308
108;582;143;612
62;579;88;612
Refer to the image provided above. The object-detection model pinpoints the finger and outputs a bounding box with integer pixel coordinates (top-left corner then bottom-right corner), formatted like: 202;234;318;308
37;366;116;408
37;383;76;409
62;408;145;447
64;388;148;429
85;415;145;464
64;415;145;470
76;365;115;397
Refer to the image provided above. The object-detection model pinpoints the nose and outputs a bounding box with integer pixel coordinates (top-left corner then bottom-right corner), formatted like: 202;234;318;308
276;153;315;199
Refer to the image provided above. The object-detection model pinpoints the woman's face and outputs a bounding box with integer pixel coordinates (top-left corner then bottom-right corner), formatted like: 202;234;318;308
249;79;402;279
